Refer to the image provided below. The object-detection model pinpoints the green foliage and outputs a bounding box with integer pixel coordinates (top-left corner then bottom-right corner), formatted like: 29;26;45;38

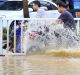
3;28;7;40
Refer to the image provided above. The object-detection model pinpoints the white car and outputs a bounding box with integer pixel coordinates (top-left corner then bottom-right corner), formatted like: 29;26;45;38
0;0;60;19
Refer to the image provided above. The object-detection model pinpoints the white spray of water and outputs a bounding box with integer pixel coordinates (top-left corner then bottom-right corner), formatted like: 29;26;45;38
23;20;80;54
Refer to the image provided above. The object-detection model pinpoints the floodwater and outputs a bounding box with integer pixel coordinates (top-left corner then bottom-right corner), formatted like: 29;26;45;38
1;20;80;75
1;55;80;75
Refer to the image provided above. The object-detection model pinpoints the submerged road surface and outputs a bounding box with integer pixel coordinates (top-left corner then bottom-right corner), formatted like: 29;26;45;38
0;55;80;75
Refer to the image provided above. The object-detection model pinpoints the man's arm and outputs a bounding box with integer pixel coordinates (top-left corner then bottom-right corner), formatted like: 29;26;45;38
49;19;63;26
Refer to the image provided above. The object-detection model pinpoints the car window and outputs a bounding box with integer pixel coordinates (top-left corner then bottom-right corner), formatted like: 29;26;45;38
0;1;23;10
29;1;58;10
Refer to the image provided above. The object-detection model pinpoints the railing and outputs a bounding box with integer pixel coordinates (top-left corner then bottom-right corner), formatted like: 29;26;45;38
0;18;80;55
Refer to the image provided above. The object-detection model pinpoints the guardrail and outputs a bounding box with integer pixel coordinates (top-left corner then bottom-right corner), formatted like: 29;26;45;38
0;18;80;55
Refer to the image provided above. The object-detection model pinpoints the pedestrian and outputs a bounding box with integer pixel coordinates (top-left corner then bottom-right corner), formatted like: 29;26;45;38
58;0;75;17
32;0;46;18
9;21;21;53
49;0;78;49
16;21;21;53
57;0;76;31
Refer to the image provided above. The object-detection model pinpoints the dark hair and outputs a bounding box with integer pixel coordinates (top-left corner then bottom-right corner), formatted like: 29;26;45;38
56;0;67;8
33;1;41;7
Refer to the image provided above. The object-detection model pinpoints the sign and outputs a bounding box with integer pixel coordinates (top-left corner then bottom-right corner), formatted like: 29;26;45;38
73;0;80;10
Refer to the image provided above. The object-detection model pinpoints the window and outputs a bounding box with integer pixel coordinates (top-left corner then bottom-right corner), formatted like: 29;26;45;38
0;1;23;10
29;1;58;10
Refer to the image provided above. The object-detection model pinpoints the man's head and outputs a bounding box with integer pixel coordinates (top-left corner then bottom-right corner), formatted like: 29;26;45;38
32;1;41;11
57;1;67;13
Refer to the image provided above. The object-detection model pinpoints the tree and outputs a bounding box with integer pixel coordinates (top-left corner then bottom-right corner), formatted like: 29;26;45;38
23;0;29;18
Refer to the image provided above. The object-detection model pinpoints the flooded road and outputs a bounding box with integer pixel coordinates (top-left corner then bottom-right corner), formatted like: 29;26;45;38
0;55;80;75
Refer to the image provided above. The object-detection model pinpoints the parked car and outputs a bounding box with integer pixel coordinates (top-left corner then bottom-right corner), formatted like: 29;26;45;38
0;0;60;19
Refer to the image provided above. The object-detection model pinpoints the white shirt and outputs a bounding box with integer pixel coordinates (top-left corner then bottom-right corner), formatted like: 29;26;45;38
36;8;47;18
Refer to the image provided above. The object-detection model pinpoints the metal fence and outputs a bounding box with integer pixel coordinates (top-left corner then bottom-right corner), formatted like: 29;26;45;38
0;18;80;55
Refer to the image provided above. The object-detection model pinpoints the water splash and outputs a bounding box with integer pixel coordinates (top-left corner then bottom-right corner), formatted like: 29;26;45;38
23;19;80;54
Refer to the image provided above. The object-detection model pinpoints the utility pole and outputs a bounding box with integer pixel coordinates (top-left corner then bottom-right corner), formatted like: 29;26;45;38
23;0;29;18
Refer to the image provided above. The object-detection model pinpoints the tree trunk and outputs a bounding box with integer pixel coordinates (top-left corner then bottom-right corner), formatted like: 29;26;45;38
23;0;29;18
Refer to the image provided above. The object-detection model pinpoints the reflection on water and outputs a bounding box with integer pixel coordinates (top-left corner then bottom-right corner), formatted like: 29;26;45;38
1;55;80;75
